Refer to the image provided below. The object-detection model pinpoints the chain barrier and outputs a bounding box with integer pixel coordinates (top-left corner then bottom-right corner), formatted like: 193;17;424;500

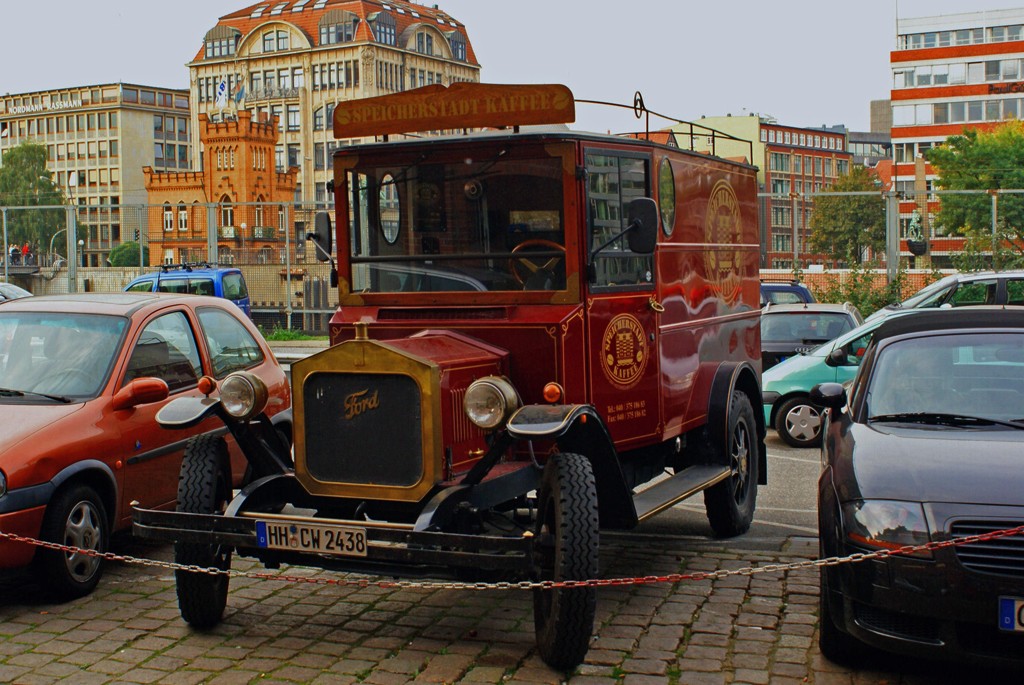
2;525;1022;591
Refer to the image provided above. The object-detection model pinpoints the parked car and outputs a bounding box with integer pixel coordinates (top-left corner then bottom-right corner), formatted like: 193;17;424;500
761;310;913;447
0;282;32;303
0;292;290;599
760;279;816;306
760;302;862;370
125;263;252;317
866;269;1024;322
814;308;1024;668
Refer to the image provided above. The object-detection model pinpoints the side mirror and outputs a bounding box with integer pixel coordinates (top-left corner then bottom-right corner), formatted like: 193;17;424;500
309;212;333;263
112;377;170;411
824;348;847;367
810;382;846;410
625;197;658;255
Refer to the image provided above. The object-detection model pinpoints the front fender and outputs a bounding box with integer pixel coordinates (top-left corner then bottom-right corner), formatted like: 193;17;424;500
156;396;222;428
507;404;636;529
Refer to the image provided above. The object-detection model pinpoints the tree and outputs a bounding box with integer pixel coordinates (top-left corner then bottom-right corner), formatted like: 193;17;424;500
926;120;1024;270
808;166;886;265
0;142;66;250
108;241;148;267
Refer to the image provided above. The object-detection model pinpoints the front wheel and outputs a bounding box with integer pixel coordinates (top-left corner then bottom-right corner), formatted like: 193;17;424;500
775;395;823;448
36;484;109;600
175;434;233;629
704;390;759;537
532;452;599;671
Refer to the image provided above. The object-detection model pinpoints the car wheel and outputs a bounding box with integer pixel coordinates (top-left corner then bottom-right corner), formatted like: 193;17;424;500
776;396;823;448
175;434;233;629
532;452;598;671
704;391;759;537
36;484;109;601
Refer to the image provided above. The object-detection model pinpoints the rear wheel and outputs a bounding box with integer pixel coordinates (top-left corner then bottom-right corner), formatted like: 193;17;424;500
175;434;232;628
36;484;109;600
532;452;599;671
704;390;759;537
776;395;823;448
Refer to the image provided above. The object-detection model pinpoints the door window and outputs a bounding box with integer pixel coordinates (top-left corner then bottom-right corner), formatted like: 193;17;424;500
198;307;263;377
586;152;653;290
123;311;201;391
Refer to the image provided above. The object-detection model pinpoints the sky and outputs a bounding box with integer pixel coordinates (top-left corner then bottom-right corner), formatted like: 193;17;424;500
3;0;1024;134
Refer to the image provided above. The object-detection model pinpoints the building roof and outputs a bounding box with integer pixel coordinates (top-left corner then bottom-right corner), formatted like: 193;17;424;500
194;0;477;65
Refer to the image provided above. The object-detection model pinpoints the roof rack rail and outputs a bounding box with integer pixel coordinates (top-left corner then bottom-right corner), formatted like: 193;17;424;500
156;261;221;273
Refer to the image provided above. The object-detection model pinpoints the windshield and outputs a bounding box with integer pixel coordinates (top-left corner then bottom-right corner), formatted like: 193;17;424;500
346;143;568;293
866;332;1024;424
897;276;956;309
0;313;127;398
761;312;854;343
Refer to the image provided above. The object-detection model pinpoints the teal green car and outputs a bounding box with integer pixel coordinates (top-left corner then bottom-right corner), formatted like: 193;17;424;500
762;314;894;447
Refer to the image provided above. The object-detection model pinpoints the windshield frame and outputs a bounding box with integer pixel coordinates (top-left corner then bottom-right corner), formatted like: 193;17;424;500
334;136;582;306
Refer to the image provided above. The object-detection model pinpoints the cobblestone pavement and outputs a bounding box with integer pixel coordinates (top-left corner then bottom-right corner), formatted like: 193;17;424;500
0;531;1006;685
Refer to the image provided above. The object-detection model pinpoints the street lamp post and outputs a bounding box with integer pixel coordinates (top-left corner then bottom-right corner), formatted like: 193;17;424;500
78;239;86;268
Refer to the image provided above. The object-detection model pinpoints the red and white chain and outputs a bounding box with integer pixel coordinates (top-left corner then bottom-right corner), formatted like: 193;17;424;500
2;525;1022;591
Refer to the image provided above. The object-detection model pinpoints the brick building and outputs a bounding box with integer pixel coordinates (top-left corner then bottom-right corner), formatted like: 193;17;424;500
144;111;296;266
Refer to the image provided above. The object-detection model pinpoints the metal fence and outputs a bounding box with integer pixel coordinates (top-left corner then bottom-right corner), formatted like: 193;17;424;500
1;201;338;335
1;190;1021;335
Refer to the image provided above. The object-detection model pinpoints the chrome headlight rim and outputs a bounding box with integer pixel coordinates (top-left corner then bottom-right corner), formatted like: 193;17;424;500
220;372;269;420
464;376;520;431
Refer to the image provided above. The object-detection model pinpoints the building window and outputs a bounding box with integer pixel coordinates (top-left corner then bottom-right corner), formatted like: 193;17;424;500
163;204;173;232
178;204;188;231
321;19;358;44
287;105;300;131
263;30;289;52
449;31;466;61
373;12;396;45
221;197;234;228
415;32;434;55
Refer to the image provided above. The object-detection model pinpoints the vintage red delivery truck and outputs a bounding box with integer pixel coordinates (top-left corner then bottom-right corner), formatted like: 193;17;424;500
135;82;764;670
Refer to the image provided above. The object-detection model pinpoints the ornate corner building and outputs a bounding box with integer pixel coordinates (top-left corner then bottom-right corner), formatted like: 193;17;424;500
188;0;481;206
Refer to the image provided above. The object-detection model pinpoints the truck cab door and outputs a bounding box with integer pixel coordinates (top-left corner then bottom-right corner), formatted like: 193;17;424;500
583;150;662;450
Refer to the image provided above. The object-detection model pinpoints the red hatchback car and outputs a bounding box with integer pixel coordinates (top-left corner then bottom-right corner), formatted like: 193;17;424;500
0;293;291;599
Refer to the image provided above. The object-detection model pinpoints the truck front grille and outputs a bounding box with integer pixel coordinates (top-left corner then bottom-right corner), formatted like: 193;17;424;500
302;372;423;487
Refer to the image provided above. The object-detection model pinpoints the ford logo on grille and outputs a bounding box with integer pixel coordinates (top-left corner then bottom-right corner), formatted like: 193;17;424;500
344;389;380;420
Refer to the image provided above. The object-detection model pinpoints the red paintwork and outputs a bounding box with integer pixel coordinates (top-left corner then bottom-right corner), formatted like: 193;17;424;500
0;293;290;569
328;130;759;468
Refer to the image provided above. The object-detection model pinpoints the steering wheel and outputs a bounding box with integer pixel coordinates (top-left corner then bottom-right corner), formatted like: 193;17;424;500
508;239;566;287
33;369;98;395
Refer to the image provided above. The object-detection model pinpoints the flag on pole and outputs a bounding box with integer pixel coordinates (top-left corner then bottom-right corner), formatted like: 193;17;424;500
215;78;228;109
233;83;246;104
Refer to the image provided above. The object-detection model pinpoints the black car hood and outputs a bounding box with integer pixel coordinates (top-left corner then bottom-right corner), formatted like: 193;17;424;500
840;423;1024;507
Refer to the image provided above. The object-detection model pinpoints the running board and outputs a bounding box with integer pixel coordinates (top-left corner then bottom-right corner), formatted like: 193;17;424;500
633;465;731;522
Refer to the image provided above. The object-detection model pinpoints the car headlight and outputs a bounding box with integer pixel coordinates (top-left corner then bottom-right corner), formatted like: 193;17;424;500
220;372;269;420
842;500;932;559
0;469;6;498
464;376;520;430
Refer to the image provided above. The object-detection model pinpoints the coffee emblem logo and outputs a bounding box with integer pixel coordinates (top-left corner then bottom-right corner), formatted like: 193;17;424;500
601;314;648;389
704;180;743;305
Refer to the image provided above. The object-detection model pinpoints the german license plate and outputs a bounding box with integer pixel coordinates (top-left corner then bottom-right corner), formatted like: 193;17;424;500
256;520;367;557
998;596;1024;632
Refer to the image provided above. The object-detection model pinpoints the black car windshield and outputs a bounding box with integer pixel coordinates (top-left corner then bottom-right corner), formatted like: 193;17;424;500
866;332;1024;425
0;312;128;399
346;144;567;293
761;312;854;343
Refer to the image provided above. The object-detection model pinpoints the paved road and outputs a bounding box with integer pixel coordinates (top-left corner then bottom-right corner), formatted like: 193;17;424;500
1;433;1008;684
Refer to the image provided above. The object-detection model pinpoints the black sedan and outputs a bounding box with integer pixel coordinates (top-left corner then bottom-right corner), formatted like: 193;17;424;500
813;308;1024;669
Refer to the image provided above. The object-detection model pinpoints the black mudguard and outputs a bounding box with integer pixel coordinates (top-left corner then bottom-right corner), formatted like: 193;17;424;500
507;404;637;529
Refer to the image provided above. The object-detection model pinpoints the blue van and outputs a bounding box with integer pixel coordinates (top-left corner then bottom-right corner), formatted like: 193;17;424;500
124;263;251;317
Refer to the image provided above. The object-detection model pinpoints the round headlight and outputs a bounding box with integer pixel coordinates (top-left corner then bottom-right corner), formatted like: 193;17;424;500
464;376;520;430
220;372;269;420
